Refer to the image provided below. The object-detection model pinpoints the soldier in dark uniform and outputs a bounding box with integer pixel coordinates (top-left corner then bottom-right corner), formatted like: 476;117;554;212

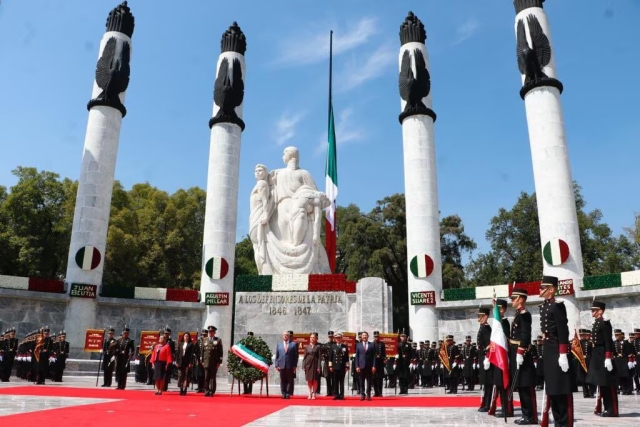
614;330;633;394
162;327;175;391
396;332;411;394
192;329;206;392
489;299;513;418
477;307;493;411
319;331;334;396
35;326;54;385
419;340;430;387
585;301;618;417
578;329;594;398
538;275;573;427
633;328;640;393
509;287;538;425
53;330;69;382
429;341;438;387
409;341;418;389
372;331;386;396
445;335;461;394
1;328;18;382
242;332;254;394
328;332;349;399
115;326;135;389
535;335;545;389
201;325;223;397
462;335;476;391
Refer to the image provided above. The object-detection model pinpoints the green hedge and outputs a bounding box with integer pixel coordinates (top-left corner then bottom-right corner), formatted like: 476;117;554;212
443;287;477;301
583;274;621;290
235;275;272;292
100;285;135;298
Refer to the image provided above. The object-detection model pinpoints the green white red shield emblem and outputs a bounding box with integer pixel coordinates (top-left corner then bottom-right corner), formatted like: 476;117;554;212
409;254;434;278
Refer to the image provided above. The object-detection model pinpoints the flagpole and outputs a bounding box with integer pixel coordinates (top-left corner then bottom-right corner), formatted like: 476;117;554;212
328;30;333;122
325;30;337;272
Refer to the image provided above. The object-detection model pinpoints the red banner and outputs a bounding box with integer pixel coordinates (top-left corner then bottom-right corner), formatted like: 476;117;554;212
341;332;356;355
377;333;399;357
139;331;160;355
292;333;311;356
84;329;105;353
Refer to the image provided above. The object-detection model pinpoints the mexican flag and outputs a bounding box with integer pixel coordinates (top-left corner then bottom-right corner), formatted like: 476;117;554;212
324;94;338;273
488;296;509;389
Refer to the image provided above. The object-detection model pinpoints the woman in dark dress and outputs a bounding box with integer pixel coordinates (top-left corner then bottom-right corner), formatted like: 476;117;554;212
176;332;194;395
150;334;172;395
303;332;321;399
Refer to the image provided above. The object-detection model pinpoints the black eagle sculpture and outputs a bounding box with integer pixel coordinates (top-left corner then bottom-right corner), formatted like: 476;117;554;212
516;14;562;98
398;48;435;123
87;37;130;117
209;57;245;130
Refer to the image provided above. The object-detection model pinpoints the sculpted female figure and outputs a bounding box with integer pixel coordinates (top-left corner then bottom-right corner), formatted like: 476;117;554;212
249;164;274;274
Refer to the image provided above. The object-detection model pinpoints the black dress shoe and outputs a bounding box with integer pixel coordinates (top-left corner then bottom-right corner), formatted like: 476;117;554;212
333;396;339;400
600;411;618;417
360;395;365;401
367;396;371;401
478;407;488;412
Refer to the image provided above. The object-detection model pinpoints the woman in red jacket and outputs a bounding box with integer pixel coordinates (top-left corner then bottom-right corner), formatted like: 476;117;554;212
151;334;173;395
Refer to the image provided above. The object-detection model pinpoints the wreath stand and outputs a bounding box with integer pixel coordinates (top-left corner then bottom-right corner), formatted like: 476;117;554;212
230;373;269;398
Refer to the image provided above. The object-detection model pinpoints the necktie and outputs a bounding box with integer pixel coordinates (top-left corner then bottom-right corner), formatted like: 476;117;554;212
365;342;367;352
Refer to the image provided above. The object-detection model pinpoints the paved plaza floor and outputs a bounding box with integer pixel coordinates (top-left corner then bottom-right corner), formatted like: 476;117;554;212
0;377;638;426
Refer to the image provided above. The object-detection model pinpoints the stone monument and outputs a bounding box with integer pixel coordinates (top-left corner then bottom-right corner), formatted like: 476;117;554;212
63;1;135;355
249;147;332;275
397;12;442;343
513;0;583;328
199;22;247;350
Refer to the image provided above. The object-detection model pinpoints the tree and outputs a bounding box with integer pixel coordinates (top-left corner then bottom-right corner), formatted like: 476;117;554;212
234;235;258;277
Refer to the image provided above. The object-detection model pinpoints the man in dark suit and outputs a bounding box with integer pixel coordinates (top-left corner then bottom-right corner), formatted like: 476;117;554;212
275;330;298;399
355;331;375;400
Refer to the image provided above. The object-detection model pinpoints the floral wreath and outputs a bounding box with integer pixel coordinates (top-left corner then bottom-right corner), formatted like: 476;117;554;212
227;335;273;383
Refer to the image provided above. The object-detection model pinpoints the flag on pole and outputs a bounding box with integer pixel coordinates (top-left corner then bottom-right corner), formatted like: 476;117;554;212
488;291;509;389
325;30;338;272
571;330;588;373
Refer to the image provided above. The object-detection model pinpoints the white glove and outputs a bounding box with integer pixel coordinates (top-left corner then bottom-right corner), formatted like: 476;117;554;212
634;362;637;368
604;358;613;372
473;363;477;370
483;358;490;370
558;353;569;372
534;362;537;368
516;353;524;367
100;349;103;354
628;361;634;370
452;363;457;369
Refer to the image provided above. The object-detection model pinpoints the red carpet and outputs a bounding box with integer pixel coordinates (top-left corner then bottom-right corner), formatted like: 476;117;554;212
0;387;513;426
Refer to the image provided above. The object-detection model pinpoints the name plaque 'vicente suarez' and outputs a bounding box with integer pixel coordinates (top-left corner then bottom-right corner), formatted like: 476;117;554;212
205;292;229;306
70;283;97;299
557;279;574;296
410;291;436;306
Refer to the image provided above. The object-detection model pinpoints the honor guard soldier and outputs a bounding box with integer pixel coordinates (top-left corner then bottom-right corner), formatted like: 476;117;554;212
535;335;545;389
482;339;493;409
633;328;640;393
419;340;430;388
328;332;349;399
242;332;254;395
613;330;633;395
320;331;335;396
115;326;135;389
372;331;386;396
462;335;476;391
509;288;538;425
162;327;175;391
578;329;594;398
201;325;223;397
586;301;618;417
396;332;411;394
1;328;18;382
445;335;461;394
538;275;573;427
53;330;69;382
193;329;207;392
35;326;54;385
488;299;513;418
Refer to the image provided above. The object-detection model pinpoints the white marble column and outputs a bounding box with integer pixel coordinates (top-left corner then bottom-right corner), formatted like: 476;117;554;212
200;23;247;350
514;0;583;330
398;12;442;343
64;2;134;356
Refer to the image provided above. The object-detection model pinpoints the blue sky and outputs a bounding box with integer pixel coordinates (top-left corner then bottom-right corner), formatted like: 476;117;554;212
1;0;638;258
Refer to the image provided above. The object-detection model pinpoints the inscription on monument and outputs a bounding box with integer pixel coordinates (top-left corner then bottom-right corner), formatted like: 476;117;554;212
557;279;574;296
410;291;435;305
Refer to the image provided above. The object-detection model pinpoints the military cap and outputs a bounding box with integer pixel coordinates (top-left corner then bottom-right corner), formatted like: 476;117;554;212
164;327;172;334
510;288;528;298
536;335;543;340
613;329;622;334
431;342;437;346
399;332;407;337
201;329;207;334
411;342;417;347
424;340;430;343
578;328;589;334
108;326;115;332
288;330;294;336
591;301;606;310
478;307;490;315
327;331;334;336
247;331;254;336
496;299;508;309
465;335;471;340
419;341;424;345
634;328;640;334
446;335;454;340
438;340;443;343
540;275;558;288
43;325;50;332
207;325;217;332
457;343;462;348
628;331;634;336
60;330;66;336
373;331;380;336
123;325;130;332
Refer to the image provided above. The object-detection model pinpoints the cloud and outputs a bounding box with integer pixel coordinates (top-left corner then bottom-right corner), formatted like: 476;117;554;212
272;17;378;67
315;107;366;155
337;43;396;92
273;111;306;146
452;18;480;45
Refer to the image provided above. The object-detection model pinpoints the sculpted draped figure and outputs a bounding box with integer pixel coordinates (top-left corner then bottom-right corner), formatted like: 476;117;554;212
249;147;332;274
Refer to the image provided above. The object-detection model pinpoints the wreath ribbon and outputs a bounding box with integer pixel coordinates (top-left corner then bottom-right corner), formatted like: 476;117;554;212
230;343;270;373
